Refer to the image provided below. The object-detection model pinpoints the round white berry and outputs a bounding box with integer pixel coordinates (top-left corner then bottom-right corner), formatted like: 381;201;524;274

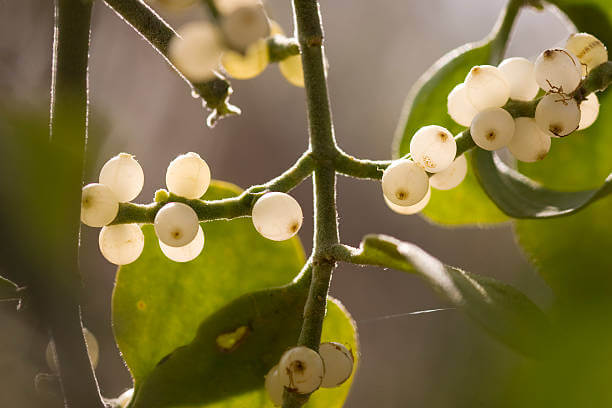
221;38;269;79
384;187;430;215
154;202;199;247
99;224;145;265
429;154;468;190
46;328;99;373
251;192;303;241
464;65;510;110
166;152;211;199
534;48;582;93
278;346;324;394
99;153;144;202
279;54;305;87
381;160;429;207
265;365;284;406
116;388;134;408
470;107;515;150
319;342;354;388
498;57;539;101
566;33;608;77
409;125;457;173
221;4;270;52
508;117;551;162
535;93;581;137
159;224;204;262
578;92;600;130
168;21;223;82
81;183;119;227
447;83;479;127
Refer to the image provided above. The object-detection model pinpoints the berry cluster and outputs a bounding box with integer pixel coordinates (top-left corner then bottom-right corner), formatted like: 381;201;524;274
81;153;303;265
381;32;607;217
382;126;468;215
449;32;606;161
160;0;304;86
264;343;354;405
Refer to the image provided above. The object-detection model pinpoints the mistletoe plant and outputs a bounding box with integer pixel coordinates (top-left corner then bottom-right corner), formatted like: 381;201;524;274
1;0;612;407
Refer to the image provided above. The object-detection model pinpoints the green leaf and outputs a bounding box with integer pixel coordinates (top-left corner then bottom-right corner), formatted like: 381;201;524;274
513;1;612;298
391;0;526;225
338;235;549;355
113;181;357;408
0;275;20;303
471;149;611;218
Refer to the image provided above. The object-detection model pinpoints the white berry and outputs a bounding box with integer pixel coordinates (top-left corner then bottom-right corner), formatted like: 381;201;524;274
578;92;600;130
508;117;551;162
265;365;284;406
159;224;204;262
168;21;223;82
319;342;354;388
535;93;581;137
46;328;99;373
409;125;457;173
99;153;144;202
429;154;468;190
498;57;539;101
278;346;324;394
154;202;199;247
464;65;510;109
566;33;608;76
534;48;582;93
279;54;305;88
252;192;303;241
381;160;429;207
470;107;515;150
166;152;211;199
81;183;119;227
221;38;269;79
221;3;270;52
383;187;430;215
99;224;145;265
447;83;479;126
116;388;134;408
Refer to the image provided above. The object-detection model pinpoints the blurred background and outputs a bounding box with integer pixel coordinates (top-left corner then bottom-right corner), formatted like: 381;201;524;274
0;0;571;406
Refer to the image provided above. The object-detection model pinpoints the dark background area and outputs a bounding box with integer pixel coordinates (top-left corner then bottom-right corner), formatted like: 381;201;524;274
0;0;569;406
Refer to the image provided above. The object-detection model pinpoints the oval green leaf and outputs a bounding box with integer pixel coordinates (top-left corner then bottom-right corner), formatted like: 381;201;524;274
472;149;612;218
113;181;357;407
337;234;549;356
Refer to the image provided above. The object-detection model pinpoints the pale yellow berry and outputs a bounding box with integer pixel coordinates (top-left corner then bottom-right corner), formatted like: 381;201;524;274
278;346;324;394
381;160;429;207
154;202;199;248
265;365;284;406
384;187;431;215
99;224;145;265
168;22;224;82
429;155;468;190
319;342;354;388
252;192;303;241
279;54;304;87
566;33;608;76
508;117;551;163
99;153;144;202
221;38;269;79
159;225;205;262
81;183;119;227
221;3;270;51
166;152;211;199
578;92;599;130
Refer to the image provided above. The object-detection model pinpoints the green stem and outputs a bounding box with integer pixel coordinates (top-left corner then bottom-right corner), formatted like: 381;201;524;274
268;35;300;63
488;0;523;64
112;151;315;224
45;1;106;407
102;0;237;121
283;0;339;407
